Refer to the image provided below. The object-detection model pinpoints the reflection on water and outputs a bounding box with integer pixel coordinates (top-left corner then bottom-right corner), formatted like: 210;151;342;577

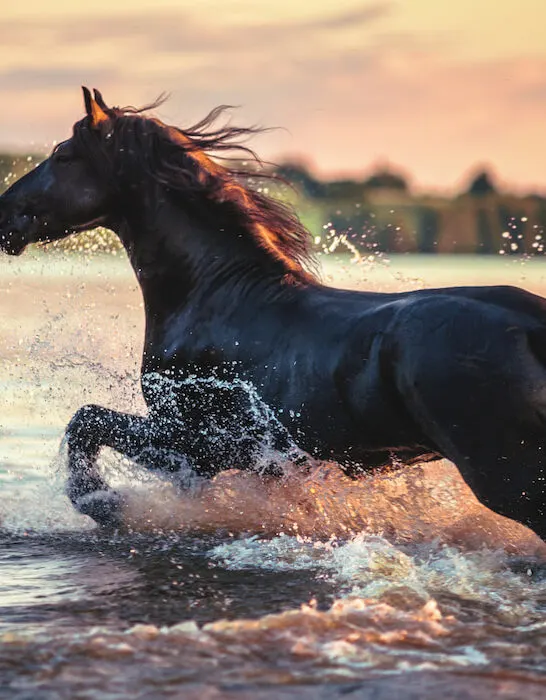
1;252;546;698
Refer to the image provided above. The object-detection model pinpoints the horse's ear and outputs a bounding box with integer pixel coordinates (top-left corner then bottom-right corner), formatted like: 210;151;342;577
82;86;109;130
93;89;109;112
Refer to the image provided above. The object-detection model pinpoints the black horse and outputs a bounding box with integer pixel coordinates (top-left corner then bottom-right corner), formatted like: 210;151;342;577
0;88;545;539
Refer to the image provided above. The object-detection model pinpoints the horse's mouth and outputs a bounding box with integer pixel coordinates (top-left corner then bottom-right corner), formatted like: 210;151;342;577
0;231;27;256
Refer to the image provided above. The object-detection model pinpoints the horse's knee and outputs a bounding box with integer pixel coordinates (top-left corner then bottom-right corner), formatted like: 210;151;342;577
66;404;107;452
67;403;104;431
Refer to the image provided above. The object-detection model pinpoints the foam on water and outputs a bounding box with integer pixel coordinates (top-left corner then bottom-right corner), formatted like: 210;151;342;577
209;532;544;616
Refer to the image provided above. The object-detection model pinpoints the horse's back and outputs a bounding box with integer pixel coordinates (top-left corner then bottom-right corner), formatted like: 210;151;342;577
371;284;546;408
420;283;546;320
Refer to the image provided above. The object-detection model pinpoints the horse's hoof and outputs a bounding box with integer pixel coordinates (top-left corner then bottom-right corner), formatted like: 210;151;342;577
74;490;123;529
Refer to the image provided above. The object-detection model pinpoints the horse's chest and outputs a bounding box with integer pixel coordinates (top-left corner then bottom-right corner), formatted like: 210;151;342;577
143;315;360;455
141;371;304;472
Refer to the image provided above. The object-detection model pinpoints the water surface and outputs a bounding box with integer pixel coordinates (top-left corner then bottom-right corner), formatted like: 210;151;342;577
1;252;545;699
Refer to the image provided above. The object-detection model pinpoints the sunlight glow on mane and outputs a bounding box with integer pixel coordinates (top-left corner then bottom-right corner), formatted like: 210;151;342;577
73;102;317;281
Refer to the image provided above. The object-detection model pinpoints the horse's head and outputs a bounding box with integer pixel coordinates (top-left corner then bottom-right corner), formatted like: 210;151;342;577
0;87;115;255
0;87;316;279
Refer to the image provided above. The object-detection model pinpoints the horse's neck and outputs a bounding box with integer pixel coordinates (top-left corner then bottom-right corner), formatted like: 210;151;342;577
115;189;288;317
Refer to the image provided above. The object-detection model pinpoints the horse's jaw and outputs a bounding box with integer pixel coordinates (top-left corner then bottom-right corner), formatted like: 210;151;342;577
0;215;112;256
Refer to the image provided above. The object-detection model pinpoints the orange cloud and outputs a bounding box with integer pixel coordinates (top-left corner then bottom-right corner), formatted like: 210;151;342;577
0;5;545;193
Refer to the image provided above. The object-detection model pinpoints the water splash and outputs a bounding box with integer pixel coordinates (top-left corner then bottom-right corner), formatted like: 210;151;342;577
117;458;546;559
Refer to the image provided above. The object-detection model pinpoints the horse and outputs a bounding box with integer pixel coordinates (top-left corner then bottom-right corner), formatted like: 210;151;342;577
0;87;545;540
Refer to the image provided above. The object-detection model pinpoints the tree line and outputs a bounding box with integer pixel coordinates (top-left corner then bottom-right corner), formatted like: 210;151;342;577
3;153;545;256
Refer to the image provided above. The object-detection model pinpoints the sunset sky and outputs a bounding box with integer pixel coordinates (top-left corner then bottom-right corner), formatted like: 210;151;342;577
2;1;545;193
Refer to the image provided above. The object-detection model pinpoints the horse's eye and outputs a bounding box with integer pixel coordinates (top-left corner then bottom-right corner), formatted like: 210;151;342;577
52;148;77;164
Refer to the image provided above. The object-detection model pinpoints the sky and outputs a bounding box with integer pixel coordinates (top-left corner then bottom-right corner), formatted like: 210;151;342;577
1;0;546;193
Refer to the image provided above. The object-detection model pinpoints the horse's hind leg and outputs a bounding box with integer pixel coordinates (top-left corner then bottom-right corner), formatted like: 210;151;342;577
65;404;156;527
396;311;546;540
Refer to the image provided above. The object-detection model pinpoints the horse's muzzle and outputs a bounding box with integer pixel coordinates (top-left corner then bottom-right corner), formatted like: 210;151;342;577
0;204;31;255
0;228;28;256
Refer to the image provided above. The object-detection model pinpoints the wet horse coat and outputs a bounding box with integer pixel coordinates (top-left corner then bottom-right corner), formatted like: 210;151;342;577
0;88;544;538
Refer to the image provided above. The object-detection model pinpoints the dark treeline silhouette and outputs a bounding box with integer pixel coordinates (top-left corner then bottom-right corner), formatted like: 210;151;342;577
2;152;545;255
275;162;409;199
272;162;546;256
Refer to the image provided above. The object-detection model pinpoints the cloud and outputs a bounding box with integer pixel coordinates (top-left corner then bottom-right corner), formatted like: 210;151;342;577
0;4;391;54
0;68;119;92
1;3;546;191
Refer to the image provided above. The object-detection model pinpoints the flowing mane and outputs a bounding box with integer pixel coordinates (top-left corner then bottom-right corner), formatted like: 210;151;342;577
71;101;317;281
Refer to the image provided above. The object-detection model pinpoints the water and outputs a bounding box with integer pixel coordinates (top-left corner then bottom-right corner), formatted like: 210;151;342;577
1;251;546;699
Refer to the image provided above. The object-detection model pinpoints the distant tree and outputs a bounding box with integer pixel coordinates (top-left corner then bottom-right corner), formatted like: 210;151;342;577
476;208;494;253
363;169;409;192
467;170;497;196
418;207;440;253
320;179;365;200
274;162;324;198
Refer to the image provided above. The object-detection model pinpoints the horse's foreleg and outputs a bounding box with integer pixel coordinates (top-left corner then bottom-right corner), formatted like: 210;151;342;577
65;404;152;527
